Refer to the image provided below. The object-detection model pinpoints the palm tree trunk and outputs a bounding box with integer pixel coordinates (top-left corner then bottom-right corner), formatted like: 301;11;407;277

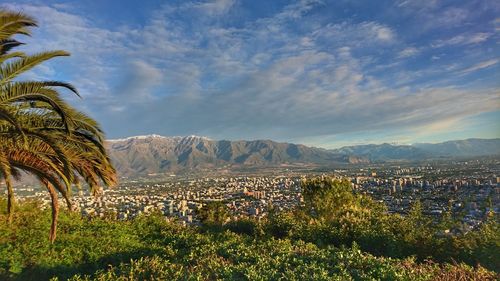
65;196;74;211
47;183;59;243
5;176;14;224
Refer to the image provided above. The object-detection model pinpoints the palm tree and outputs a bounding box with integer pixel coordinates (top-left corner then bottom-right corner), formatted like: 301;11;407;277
0;10;116;242
2;109;117;241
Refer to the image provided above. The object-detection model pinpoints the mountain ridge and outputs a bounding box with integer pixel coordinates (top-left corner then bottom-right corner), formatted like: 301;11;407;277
330;138;500;162
106;135;369;177
105;135;500;177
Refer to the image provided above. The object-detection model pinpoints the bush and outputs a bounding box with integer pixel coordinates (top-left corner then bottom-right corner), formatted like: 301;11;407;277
197;201;229;231
0;180;498;281
261;177;500;271
225;218;260;236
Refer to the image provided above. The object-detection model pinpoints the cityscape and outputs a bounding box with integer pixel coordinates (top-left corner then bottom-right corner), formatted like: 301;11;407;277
15;158;499;232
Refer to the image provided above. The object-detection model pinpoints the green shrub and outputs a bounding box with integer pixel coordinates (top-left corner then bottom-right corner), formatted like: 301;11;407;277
0;181;498;281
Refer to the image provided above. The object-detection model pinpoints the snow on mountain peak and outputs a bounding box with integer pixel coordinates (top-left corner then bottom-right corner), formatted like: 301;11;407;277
107;134;211;142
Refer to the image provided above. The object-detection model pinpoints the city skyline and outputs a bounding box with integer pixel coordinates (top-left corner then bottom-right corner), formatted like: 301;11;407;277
4;0;500;148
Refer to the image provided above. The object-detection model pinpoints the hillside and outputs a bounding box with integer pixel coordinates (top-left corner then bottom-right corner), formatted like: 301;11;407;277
413;138;500;157
12;136;498;183
331;143;430;162
106;136;500;177
331;138;500;162
106;135;366;176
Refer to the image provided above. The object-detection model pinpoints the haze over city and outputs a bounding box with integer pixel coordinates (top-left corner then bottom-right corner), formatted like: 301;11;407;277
4;0;499;148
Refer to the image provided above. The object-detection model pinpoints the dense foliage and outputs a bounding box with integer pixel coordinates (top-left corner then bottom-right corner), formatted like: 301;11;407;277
270;178;500;271
0;177;498;281
197;201;230;229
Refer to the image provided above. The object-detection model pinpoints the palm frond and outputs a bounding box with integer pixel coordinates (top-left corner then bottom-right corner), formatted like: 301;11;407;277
0;11;37;41
0;39;25;55
0;51;70;84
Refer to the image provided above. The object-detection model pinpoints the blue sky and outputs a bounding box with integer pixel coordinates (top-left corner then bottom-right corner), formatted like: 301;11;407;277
3;0;499;148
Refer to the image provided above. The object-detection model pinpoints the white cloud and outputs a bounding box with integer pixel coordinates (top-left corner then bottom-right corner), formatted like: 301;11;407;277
396;0;439;10
371;24;394;41
458;59;499;75
468;32;492;44
117;60;163;101
397;47;419;58
188;0;236;16
312;21;396;47
432;32;492;48
395;2;478;33
437;8;469;27
5;1;498;143
277;0;323;19
5;3;126;102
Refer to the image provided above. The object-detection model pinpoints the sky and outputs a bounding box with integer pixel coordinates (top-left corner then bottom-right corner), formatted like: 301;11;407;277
2;0;500;148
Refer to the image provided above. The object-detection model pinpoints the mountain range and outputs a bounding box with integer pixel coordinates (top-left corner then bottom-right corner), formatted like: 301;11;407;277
329;138;500;162
105;135;500;177
106;135;368;176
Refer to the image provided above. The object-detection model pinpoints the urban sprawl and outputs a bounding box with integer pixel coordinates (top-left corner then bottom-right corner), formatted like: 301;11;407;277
12;159;500;233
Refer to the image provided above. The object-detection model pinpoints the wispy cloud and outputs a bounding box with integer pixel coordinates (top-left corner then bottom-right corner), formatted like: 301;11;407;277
189;0;236;16
397;47;419;58
116;60;163;103
3;0;499;145
458;59;499;75
432;32;492;48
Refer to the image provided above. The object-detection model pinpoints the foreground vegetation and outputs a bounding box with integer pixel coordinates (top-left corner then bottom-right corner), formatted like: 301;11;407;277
1;178;498;280
0;201;495;281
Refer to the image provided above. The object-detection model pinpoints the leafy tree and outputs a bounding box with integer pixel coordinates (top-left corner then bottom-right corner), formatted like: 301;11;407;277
225;217;260;236
197;201;229;229
265;210;300;239
301;177;385;225
0;9;116;242
301;177;353;219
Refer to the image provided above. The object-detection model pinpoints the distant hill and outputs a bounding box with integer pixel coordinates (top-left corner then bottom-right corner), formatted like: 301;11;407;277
106;135;366;177
106;136;499;177
412;138;500;157
330;138;500;161
331;143;430;162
